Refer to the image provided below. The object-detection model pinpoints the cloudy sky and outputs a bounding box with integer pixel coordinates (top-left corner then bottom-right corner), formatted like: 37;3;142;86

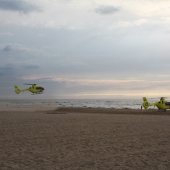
1;0;170;99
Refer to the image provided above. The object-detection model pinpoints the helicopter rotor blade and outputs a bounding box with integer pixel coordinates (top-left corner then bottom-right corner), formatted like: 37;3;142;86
24;83;37;85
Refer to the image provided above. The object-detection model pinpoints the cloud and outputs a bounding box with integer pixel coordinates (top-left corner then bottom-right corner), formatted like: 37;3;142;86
23;65;39;70
0;0;40;13
1;44;30;53
2;45;12;52
95;5;120;15
0;66;16;76
0;32;13;37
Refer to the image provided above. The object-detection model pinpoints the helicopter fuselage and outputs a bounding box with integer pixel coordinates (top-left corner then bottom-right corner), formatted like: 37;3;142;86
28;86;44;94
155;101;170;110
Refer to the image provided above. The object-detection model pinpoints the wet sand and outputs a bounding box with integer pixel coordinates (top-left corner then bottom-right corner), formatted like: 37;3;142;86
0;107;170;169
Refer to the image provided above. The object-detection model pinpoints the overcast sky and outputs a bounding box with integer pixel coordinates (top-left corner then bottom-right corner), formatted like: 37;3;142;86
1;0;170;99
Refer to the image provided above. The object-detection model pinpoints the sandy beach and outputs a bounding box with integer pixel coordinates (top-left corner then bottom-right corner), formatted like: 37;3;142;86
0;107;170;170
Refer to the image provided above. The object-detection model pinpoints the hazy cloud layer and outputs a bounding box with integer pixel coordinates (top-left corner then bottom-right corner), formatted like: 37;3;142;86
0;0;40;13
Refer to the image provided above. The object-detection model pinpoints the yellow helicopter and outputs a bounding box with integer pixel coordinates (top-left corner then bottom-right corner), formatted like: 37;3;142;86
14;84;45;95
142;97;170;111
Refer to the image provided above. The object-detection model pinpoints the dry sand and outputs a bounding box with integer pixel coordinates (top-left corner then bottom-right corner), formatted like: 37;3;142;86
0;107;170;170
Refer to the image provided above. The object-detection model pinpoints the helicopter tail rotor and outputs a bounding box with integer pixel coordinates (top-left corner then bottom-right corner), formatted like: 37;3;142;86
142;97;151;110
14;85;22;94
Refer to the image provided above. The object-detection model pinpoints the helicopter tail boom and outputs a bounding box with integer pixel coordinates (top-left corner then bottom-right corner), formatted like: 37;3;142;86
14;85;28;94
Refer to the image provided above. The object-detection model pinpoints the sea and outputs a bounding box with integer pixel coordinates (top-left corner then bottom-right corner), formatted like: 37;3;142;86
0;98;143;109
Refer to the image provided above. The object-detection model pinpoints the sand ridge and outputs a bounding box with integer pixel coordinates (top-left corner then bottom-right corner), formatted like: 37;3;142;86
47;107;170;116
